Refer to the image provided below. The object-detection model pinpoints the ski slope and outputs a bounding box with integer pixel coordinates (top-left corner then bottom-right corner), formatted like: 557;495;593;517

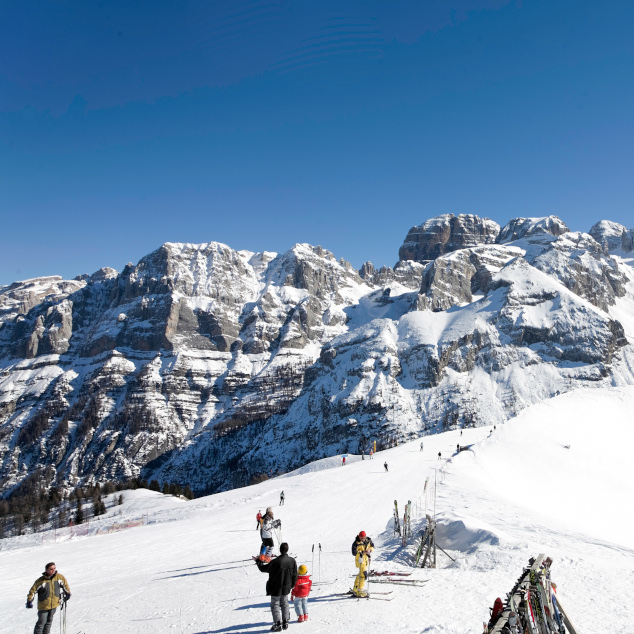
2;387;634;633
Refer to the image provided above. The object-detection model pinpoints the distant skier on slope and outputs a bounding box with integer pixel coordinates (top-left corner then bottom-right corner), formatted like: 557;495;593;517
258;507;281;562
384;462;388;472
351;531;374;597
256;510;263;530
279;491;285;506
438;451;441;460
420;441;424;452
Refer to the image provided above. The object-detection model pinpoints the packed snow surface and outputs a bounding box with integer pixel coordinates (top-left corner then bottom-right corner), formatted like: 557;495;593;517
2;387;634;633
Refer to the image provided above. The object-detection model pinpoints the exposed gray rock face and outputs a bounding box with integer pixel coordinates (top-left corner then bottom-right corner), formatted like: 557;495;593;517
2;217;634;498
417;245;521;311
399;214;500;263
359;260;425;290
497;216;569;243
589;220;634;254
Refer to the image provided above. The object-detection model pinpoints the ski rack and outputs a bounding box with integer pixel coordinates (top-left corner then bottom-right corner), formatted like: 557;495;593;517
487;554;578;634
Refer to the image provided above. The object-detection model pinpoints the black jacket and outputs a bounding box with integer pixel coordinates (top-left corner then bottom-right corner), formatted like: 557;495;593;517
257;553;298;596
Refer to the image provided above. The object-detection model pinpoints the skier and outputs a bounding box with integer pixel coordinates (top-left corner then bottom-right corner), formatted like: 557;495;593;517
26;562;71;634
258;507;281;562
460;430;463;436
420;441;424;452
256;542;298;632
384;462;388;472
280;491;285;506
342;456;346;466
291;564;313;622
438;451;441;460
256;509;263;530
457;443;460;453
351;531;374;597
362;450;365;460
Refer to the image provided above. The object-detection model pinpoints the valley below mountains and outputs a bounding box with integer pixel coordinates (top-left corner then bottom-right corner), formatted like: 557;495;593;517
1;214;634;497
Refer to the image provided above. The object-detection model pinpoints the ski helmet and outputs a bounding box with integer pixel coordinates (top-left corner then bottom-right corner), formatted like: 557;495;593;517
359;531;366;539
298;565;308;575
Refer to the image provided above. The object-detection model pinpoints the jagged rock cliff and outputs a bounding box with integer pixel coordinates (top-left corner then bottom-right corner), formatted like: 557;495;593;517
1;215;634;496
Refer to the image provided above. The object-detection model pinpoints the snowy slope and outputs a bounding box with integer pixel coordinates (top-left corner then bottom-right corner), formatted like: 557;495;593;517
2;387;633;633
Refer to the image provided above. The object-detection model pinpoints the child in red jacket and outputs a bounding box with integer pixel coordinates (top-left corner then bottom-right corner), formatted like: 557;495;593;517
291;564;312;622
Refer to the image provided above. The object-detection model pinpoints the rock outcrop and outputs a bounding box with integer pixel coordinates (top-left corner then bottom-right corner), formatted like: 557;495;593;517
589;220;634;254
497;215;569;243
399;214;500;263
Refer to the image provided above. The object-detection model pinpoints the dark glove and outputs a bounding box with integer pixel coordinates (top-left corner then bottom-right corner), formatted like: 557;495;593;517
274;520;281;528
65;593;71;601
26;601;33;609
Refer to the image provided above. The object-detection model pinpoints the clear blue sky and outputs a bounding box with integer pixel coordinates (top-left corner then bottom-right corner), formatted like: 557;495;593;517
1;1;633;285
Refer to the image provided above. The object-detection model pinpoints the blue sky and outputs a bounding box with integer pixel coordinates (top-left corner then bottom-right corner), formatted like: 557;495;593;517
1;1;633;285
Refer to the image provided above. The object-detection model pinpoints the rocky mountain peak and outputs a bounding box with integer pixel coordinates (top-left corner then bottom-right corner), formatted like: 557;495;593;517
398;213;500;263
497;215;569;244
589;220;634;254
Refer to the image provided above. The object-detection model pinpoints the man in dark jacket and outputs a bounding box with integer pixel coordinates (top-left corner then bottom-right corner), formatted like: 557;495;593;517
256;542;297;632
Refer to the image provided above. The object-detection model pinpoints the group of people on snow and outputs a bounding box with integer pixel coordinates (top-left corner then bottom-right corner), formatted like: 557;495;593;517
255;497;375;630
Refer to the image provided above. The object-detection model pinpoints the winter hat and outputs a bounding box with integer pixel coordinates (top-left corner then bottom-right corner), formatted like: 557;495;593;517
359;531;366;539
266;507;273;514
298;565;308;575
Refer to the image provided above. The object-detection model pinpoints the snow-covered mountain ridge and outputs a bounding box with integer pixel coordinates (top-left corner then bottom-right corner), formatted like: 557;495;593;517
1;214;634;496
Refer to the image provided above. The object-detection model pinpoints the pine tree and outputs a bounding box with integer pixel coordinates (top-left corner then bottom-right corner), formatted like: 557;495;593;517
75;500;84;525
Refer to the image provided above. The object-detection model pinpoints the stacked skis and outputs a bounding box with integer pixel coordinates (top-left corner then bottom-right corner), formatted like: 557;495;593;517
485;554;577;634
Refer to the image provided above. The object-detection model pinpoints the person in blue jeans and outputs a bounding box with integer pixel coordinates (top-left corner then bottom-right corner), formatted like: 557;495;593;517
291;564;313;622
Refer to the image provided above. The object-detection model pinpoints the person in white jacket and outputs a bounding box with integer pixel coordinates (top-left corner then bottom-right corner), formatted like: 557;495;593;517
258;507;281;562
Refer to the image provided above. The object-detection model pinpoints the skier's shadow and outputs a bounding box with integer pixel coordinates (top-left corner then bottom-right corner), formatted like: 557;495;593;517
235;602;270;610
195;623;269;633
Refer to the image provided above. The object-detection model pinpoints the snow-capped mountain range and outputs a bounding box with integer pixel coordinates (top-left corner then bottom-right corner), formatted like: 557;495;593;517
1;214;633;496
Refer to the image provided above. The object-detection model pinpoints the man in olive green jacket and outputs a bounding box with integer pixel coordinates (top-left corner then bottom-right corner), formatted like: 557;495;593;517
26;562;71;634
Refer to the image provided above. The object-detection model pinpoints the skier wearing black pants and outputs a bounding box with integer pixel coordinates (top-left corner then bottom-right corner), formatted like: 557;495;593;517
279;491;285;506
257;542;298;632
384;462;388;472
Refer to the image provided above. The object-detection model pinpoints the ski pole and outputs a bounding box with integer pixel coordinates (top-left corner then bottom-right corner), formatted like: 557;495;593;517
319;543;321;583
312;544;314;576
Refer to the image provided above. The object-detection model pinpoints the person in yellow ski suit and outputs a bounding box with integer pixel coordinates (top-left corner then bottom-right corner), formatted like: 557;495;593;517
351;531;374;597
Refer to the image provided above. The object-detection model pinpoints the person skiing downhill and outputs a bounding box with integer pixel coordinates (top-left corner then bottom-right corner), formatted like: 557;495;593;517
420;441;424;452
26;562;71;634
256;510;263;530
291;564;313;622
256;542;298;632
279;491;285;506
259;507;281;562
384;462;388;472
351;531;374;597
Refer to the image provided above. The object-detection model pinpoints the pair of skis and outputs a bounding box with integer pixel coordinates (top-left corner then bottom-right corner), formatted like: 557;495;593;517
344;590;394;602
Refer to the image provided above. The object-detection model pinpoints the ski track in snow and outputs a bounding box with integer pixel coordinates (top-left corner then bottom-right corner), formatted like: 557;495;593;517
2;387;634;633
